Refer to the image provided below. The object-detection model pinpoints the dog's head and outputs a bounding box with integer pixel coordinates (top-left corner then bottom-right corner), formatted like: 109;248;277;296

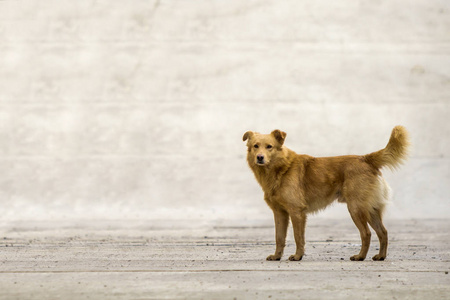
242;130;287;167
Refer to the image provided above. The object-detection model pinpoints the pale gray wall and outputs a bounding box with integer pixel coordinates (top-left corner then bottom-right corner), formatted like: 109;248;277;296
0;0;449;221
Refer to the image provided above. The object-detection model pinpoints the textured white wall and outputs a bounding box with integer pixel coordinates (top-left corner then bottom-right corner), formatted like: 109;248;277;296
0;0;449;221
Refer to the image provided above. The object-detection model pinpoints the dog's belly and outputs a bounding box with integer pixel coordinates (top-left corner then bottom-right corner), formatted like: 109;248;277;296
305;189;343;213
336;190;346;203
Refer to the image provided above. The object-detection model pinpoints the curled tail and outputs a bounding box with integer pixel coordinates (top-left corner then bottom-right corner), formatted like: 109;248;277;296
365;126;410;170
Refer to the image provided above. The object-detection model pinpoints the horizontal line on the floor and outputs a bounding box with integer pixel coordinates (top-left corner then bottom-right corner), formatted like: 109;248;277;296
0;269;444;274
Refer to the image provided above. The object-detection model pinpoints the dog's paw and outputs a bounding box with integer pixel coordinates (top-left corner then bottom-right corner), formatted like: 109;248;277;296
288;254;303;261
372;254;385;261
266;254;281;261
350;255;365;261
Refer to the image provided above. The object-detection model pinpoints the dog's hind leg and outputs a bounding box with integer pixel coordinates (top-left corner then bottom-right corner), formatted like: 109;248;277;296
368;208;388;261
368;177;390;261
347;203;371;261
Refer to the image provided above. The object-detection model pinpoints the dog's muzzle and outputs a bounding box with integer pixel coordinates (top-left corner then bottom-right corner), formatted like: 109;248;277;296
256;154;265;165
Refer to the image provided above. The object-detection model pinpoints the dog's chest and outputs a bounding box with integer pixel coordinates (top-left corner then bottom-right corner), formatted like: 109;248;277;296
259;172;296;202
254;170;282;195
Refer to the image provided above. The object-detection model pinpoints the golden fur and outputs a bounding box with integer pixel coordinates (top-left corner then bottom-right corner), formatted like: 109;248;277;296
243;126;409;261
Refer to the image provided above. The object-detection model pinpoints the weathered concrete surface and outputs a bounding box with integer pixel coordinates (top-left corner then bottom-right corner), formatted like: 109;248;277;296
0;218;448;299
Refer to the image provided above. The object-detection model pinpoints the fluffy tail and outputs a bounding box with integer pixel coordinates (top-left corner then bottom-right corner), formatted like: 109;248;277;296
364;126;410;170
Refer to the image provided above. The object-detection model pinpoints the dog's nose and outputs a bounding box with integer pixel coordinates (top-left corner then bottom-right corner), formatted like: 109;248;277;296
257;154;264;162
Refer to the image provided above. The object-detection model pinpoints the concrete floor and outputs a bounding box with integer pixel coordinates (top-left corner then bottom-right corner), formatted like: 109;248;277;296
0;218;449;299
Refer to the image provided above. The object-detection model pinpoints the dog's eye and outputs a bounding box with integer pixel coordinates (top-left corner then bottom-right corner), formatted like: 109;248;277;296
254;144;259;149
266;145;273;149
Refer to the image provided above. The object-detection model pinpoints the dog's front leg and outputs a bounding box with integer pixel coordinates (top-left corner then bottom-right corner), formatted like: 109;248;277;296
289;210;307;261
266;208;289;261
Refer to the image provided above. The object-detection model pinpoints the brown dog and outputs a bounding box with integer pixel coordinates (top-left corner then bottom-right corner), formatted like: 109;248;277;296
243;126;409;261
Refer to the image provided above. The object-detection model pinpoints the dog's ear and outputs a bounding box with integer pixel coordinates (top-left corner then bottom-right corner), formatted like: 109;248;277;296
242;131;254;142
271;129;287;145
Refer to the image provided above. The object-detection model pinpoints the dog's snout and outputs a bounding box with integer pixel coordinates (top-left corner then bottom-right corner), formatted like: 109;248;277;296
257;154;264;162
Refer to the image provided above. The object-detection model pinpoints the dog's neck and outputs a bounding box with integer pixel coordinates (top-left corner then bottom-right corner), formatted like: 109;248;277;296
248;147;296;196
